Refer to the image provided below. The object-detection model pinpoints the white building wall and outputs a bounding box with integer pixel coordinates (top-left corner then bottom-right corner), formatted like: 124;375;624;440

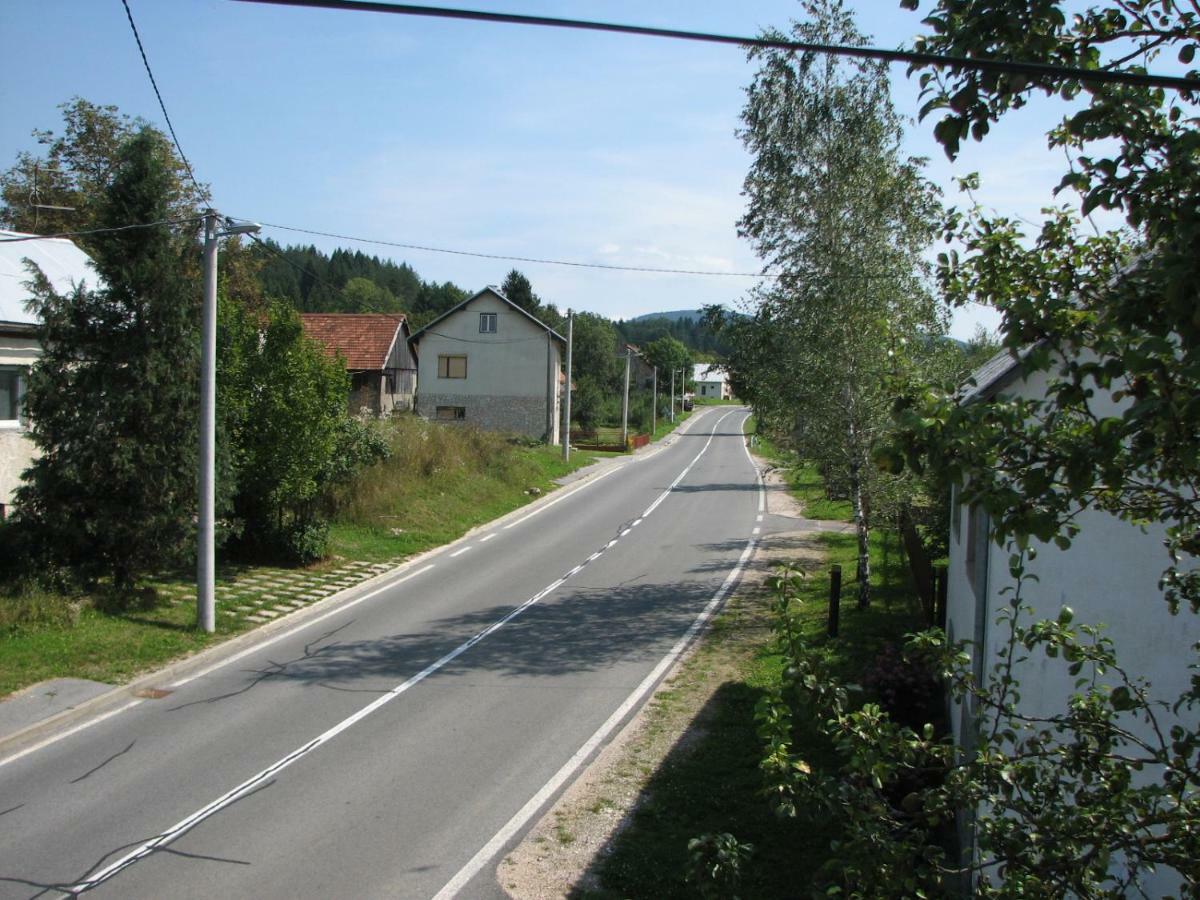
0;332;40;509
945;358;1198;895
414;293;562;443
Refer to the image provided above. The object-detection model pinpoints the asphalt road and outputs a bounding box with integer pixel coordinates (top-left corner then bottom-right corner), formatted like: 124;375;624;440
0;407;763;899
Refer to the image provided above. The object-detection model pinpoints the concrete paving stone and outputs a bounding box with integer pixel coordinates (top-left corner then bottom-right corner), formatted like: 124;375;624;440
246;614;269;623
270;605;292;614
258;609;280;619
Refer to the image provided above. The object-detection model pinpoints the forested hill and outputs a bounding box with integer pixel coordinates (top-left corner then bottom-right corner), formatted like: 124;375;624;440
250;240;469;329
614;314;728;357
249;240;726;355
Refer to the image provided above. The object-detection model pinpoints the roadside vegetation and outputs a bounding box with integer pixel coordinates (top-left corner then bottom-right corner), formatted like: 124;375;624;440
583;418;926;897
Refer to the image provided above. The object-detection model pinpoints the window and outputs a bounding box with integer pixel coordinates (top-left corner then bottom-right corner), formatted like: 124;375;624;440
436;406;466;420
0;366;28;425
479;312;497;334
437;355;467;379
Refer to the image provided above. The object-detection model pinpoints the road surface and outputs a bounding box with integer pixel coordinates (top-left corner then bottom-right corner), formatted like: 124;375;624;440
0;407;763;899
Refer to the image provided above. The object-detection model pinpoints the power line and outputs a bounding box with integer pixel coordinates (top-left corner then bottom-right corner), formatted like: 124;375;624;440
120;0;202;192
230;0;1200;93
0;217;200;242
247;220;778;278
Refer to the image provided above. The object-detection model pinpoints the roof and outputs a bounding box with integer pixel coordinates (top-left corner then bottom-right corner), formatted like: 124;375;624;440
958;344;1045;404
0;231;97;326
693;363;727;384
407;287;566;346
300;313;408;371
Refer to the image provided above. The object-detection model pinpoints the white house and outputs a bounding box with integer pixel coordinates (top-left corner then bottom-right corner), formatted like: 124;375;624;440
945;348;1198;895
408;287;565;444
692;363;731;400
0;231;96;517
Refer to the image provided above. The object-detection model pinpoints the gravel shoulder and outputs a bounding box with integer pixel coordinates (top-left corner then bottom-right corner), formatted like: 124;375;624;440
498;455;835;899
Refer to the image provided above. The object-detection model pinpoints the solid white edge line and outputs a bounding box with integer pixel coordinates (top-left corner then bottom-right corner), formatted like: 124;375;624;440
432;533;762;898
431;409;764;900
0;700;144;772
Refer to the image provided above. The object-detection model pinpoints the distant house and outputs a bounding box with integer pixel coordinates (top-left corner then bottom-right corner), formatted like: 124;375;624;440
0;231;96;517
300;313;415;416
945;348;1198;896
623;343;656;390
692;363;731;400
408;287;565;444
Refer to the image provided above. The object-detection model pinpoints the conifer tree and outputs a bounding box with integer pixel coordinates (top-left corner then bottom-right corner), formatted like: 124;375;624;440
16;129;201;596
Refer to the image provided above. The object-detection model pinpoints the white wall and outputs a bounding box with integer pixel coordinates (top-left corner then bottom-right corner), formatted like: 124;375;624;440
0;332;40;508
413;293;563;443
945;356;1198;894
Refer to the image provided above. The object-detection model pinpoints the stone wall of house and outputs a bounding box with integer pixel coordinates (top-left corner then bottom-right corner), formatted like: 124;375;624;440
417;393;548;440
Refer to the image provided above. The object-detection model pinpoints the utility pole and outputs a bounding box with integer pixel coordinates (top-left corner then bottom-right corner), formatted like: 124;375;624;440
198;211;259;633
620;346;631;447
669;368;675;422
562;310;573;462
651;367;657;436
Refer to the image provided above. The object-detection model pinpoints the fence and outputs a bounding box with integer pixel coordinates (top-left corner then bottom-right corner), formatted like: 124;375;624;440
569;428;649;453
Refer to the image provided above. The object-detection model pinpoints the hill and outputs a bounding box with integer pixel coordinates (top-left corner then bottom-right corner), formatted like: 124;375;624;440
629;309;704;324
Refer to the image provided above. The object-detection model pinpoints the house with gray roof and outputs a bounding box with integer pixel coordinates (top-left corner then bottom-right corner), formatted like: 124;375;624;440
0;231;96;515
407;287;565;443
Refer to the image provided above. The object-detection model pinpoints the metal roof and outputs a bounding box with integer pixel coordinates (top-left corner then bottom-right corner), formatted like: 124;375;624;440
0;231;96;326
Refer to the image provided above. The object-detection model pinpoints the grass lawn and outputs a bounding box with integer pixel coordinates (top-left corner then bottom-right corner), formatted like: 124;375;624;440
585;424;924;897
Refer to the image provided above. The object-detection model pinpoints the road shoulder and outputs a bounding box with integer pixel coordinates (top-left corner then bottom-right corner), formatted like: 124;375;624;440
498;453;827;899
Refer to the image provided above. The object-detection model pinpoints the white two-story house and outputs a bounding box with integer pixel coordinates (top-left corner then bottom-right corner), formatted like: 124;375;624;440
408;287;565;444
0;232;96;517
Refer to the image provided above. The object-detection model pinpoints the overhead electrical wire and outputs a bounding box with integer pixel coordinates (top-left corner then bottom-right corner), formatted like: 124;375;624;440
120;0;203;193
247;220;779;278
0;217;201;243
230;0;1200;94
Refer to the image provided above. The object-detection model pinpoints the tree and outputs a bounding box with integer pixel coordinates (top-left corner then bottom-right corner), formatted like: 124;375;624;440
15;129;203;595
894;0;1199;614
734;0;943;606
642;335;693;391
568;312;624;429
791;1;1200;892
500;269;540;313
218;298;386;564
0;98;207;248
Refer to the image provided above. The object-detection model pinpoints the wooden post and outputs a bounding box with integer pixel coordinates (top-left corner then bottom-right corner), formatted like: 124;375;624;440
934;563;948;629
828;564;842;637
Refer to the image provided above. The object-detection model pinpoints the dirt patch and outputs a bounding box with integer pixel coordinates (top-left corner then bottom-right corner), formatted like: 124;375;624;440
498;453;829;899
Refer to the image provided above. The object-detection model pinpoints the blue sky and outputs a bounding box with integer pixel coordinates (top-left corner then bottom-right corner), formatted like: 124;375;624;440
1;0;1104;339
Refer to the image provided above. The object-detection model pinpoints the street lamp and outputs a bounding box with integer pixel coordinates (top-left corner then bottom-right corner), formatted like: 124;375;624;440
198;211;260;633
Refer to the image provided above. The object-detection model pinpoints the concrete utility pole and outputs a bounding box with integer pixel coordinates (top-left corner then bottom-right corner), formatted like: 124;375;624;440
620;346;631;447
670;368;675;422
562;310;573;462
651;367;657;436
198;211;259;634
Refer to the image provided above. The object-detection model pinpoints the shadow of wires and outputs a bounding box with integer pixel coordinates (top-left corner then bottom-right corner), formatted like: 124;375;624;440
172;576;727;707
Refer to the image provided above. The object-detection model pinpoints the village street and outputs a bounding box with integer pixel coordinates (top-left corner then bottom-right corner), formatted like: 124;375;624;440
0;406;763;899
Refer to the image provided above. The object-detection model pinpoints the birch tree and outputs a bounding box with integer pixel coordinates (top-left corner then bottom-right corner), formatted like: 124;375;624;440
736;0;943;605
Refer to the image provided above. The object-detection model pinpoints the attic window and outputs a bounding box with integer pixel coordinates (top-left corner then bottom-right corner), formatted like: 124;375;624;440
479;312;497;334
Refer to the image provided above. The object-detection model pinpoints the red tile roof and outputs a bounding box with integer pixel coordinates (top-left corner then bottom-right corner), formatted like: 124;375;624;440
300;313;406;371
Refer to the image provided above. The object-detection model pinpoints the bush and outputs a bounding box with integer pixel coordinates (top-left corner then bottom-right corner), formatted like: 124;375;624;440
861;641;940;731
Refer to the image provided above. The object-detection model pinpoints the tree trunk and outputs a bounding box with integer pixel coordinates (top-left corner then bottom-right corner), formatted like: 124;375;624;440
850;459;871;609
